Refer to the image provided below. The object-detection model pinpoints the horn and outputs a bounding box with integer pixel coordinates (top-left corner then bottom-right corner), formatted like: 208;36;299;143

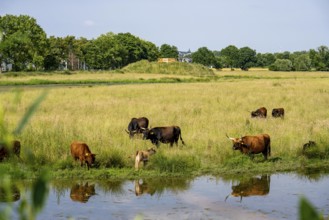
125;129;129;134
140;127;146;131
225;134;235;141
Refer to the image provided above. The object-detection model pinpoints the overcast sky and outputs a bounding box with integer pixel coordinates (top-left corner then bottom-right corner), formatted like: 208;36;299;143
1;0;328;53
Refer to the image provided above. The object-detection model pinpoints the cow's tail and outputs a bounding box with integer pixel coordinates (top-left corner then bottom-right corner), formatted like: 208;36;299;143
179;131;185;145
267;139;271;157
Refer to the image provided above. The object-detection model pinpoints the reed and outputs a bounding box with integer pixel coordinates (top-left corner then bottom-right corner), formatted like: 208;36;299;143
1;71;329;177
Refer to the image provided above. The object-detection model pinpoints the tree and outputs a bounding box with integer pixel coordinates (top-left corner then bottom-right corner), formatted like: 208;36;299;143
220;45;239;69
238;47;257;71
309;46;329;71
159;44;178;58
192;47;220;68
269;59;293;71
0;15;47;70
255;53;276;67
293;54;311;71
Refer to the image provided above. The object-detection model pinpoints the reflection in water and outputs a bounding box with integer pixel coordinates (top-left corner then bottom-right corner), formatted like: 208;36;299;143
226;174;270;202
70;182;96;203
0;184;20;202
132;178;192;197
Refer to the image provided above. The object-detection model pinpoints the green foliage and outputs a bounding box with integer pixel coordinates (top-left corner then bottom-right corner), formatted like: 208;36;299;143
269;59;293;71
159;44;178;58
122;60;215;76
150;153;200;173
238;47;257;71
192;47;220;68
220;45;239;69
299;197;321;220
293;54;312;71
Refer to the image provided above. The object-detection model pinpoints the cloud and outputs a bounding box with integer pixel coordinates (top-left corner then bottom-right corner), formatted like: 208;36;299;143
83;20;95;27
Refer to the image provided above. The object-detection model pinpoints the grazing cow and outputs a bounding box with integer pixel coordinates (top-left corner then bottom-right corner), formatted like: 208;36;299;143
226;134;271;160
125;117;149;138
70;182;96;203
303;140;316;152
251;107;267;118
272;108;285;118
142;126;185;147
0;140;21;162
225;175;270;202
135;147;156;170
70;141;96;170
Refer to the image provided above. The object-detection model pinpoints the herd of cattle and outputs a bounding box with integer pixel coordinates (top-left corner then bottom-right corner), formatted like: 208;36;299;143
0;106;316;170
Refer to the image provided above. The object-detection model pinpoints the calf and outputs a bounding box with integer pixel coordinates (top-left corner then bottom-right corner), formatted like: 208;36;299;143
251;107;267;118
70;141;96;170
135;147;156;170
0;140;21;162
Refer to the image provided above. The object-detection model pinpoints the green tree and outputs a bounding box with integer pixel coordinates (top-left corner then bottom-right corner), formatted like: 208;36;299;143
0;14;47;71
238;47;257;70
159;44;178;58
255;53;276;67
269;59;293;71
192;47;219;68
309;46;329;71
293;54;311;71
220;45;239;69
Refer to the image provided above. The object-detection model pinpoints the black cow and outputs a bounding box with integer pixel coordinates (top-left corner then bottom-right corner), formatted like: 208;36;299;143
272;108;285;118
251;107;267;118
126;117;149;138
142;126;185;147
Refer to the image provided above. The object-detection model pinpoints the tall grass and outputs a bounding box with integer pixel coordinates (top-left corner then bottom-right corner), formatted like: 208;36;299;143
1;71;329;175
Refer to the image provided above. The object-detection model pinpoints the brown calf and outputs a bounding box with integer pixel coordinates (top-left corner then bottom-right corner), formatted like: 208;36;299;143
70;141;96;170
135;147;156;170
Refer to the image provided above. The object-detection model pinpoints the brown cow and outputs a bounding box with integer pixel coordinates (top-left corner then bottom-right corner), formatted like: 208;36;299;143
226;175;270;202
226;134;271;160
70;141;96;170
251;107;267;118
125;117;149;138
135;147;156;170
272;108;285;118
0;140;21;162
70;182;96;203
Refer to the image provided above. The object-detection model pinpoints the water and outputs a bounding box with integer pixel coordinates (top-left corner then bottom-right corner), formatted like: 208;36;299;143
1;172;329;220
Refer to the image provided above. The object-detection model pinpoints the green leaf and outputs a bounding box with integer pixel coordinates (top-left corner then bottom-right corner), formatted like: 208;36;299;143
299;197;321;220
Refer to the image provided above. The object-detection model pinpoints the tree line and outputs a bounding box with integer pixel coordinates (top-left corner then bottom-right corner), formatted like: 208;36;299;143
0;14;328;72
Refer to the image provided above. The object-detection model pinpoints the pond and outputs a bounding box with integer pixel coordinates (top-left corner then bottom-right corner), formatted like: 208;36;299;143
1;171;329;220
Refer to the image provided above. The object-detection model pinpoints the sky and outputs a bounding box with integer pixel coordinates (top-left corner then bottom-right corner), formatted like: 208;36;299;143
1;0;328;53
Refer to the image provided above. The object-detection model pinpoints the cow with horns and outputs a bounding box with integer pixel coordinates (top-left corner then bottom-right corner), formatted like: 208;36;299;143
126;117;149;138
226;134;271;160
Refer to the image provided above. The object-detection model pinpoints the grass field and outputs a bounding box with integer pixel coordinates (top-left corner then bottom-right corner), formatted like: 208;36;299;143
1;70;329;179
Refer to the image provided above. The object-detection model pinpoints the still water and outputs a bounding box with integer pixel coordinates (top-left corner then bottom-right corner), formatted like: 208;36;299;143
1;172;329;220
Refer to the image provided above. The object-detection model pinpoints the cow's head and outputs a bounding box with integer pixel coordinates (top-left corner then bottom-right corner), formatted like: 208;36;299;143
85;153;96;167
147;147;156;155
142;128;152;140
226;134;245;150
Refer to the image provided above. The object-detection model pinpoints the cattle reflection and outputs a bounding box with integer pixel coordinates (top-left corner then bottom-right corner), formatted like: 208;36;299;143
70;182;96;203
133;178;191;197
0;184;20;202
226;175;270;202
134;179;156;196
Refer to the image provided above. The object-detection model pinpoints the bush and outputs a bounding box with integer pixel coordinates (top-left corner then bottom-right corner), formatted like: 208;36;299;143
269;59;293;71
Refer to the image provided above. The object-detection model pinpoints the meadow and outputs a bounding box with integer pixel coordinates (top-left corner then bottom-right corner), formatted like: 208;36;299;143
1;70;329;180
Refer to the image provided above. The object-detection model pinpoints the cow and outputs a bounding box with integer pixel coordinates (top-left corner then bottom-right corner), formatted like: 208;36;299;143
142;126;185;147
125;117;149;138
70;182;96;203
0;140;21;162
226;134;271;160
272;108;285;118
135;147;156;170
70;141;96;170
302;140;316;152
251;107;267;118
225;175;270;202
